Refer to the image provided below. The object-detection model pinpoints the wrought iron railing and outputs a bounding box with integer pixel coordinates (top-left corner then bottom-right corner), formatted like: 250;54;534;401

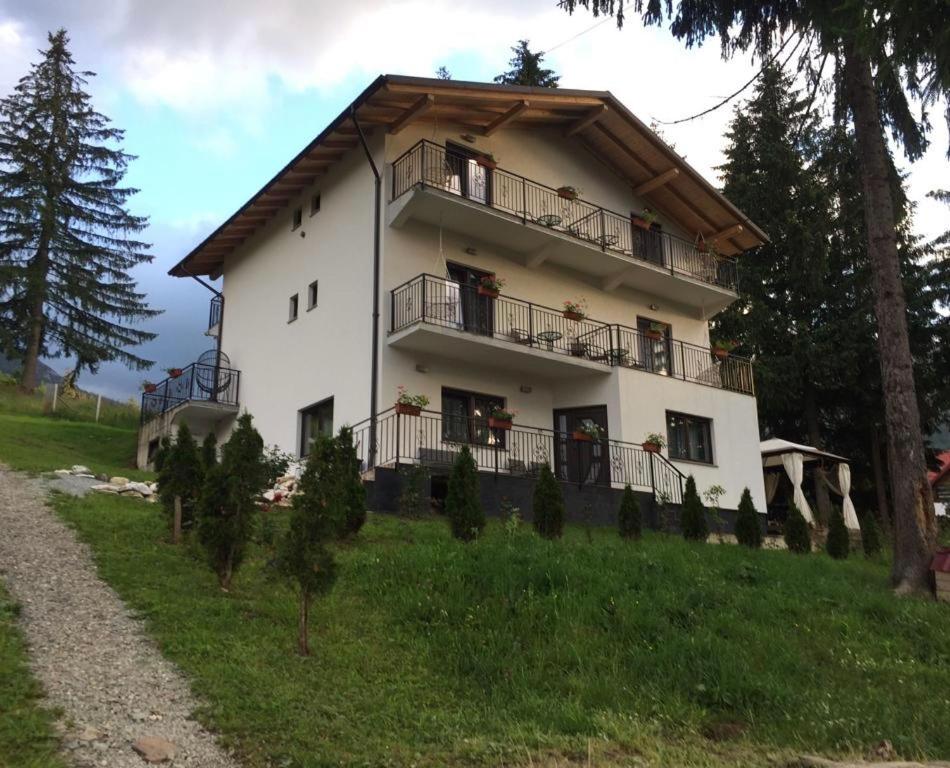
352;407;685;503
391;139;739;292
390;274;754;395
140;362;241;424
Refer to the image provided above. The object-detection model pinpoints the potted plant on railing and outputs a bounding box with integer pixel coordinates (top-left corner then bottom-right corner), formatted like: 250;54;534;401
573;422;603;442
644;321;667;341
476;153;497;170
562;298;589;322
166;367;183;379
632;208;659;230
488;407;516;430
478;274;506;299
395;386;429;416
711;339;737;360
642;433;666;453
142;380;158;394
557;185;581;201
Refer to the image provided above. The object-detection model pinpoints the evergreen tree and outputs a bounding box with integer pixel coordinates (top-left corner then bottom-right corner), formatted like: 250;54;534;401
445;446;484;541
276;433;340;656
734;487;762;549
532;463;565;539
334;426;366;537
679;475;708;542
0;30;158;391
436;66;452;80
152;434;172;473
618;484;641;540
494;40;560;88
826;505;850;559
784;503;812;554
200;432;218;473
157;422;202;543
196;413;268;590
860;511;883;558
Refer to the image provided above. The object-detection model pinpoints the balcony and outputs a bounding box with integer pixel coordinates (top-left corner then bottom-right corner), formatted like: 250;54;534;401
389;274;754;395
140;361;240;424
352;407;686;503
389;140;739;313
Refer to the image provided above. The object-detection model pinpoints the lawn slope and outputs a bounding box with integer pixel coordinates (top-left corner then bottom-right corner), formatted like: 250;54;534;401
53;491;950;768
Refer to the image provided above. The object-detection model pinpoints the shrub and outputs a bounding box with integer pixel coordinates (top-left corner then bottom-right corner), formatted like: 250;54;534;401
618;484;641;540
196;413;269;590
734;487;762;548
533;463;565;540
153;434;172;472
784;503;811;554
860;511;883;558
334;426;366;537
680;475;708;542
826;505;849;559
445;446;484;541
263;444;294;488
200;432;218;472
276;433;340;655
399;463;429;518
157;422;203;542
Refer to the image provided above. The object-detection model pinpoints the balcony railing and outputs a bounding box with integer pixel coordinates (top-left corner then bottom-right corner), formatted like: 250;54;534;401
352;407;686;503
208;295;223;332
140;361;241;424
391;140;738;292
390;274;754;395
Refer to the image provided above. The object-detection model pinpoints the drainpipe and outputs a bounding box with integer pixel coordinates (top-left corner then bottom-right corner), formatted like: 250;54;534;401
352;107;382;469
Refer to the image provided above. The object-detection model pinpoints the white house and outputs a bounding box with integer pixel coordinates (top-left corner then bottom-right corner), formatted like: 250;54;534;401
138;75;769;521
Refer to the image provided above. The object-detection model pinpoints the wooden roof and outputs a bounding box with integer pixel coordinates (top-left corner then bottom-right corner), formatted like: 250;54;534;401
171;75;768;277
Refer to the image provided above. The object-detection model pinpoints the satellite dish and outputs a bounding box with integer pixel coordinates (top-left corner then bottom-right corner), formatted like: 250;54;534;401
195;349;232;395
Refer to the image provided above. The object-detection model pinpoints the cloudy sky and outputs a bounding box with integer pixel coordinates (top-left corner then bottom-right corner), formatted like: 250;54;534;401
1;0;947;399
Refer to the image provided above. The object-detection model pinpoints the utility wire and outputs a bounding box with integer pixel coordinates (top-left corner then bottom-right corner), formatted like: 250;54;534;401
544;16;612;54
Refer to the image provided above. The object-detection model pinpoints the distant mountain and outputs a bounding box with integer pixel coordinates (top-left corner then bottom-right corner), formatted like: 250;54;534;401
0;354;62;384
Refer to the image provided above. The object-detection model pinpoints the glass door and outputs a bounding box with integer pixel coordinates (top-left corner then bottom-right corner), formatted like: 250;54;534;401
447;262;494;337
637;316;672;375
553;406;610;486
446;143;491;204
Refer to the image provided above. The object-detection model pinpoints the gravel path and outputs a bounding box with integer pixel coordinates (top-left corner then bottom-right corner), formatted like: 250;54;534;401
0;466;240;767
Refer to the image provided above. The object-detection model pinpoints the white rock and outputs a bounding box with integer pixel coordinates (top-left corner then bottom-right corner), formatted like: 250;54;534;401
54;469;72;476
91;484;120;493
109;476;130;487
126;482;152;496
262;489;277;502
71;465;91;475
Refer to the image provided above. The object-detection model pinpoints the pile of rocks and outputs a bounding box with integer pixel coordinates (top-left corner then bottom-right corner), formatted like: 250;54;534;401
262;472;300;507
53;466;158;502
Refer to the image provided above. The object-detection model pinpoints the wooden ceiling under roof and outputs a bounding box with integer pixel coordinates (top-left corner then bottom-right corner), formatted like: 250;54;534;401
171;75;768;277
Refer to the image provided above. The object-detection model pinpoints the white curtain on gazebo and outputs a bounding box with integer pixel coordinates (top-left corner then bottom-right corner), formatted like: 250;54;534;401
781;452;815;524
838;463;860;530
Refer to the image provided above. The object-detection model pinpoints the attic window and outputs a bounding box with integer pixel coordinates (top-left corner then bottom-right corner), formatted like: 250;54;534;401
291;207;302;231
310;194;321;216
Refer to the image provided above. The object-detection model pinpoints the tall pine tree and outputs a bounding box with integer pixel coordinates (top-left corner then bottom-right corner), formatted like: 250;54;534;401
0;30;158;391
494;41;560;88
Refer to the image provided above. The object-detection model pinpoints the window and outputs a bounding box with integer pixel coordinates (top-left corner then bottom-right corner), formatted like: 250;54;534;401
441;387;505;447
288;293;299;322
300;398;334;456
310;194;321;216
307;280;318;310
291;207;302;230
666;411;713;464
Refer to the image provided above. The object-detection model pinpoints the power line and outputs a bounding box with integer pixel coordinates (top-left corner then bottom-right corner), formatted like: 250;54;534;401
544;16;612;54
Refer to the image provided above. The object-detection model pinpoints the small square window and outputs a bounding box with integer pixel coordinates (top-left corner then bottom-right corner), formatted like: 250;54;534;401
666;411;714;464
310;194;321;216
291;207;302;230
288;293;299;322
307;280;318;310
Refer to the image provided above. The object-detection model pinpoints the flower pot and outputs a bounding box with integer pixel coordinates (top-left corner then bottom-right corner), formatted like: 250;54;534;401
645;330;663;341
168;369;183;378
713;348;729;360
477;286;499;299
144;384;157;394
476;156;497;170
395;402;421;416
633;216;652;230
557;187;578;200
642;441;661;453
563;310;585;322
488;417;512;430
573;430;593;442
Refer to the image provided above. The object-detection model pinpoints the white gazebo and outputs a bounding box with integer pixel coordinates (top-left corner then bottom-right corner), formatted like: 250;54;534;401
760;438;860;530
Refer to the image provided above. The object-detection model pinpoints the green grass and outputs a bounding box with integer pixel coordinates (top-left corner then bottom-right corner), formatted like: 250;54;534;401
0;376;140;430
0;583;66;768
52;491;950;767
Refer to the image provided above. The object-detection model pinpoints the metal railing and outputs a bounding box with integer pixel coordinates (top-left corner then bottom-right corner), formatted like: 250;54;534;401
352;407;685;503
208;295;223;331
140;362;241;424
391;139;739;292
390;274;754;395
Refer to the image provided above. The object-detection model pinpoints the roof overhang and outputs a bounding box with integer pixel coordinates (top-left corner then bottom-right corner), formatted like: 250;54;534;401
170;74;769;278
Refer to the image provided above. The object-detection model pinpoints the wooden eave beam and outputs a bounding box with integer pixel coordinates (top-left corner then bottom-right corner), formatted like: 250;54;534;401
633;168;679;196
388;93;435;134
565;105;607;137
708;224;744;242
483;100;530;136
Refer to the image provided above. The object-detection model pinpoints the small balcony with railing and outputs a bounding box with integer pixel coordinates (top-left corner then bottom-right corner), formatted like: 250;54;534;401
389;140;739;313
140;357;241;425
389;274;754;395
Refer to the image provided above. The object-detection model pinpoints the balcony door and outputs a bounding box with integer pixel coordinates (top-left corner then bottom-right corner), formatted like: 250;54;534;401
637;316;673;375
553;406;610;486
447;262;494;337
633;218;665;267
446;142;491;205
